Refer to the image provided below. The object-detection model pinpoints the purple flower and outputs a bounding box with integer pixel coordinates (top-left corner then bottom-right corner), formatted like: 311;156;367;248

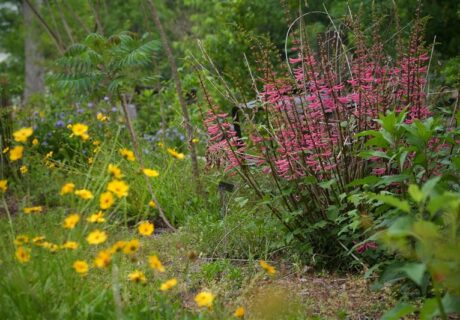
77;108;84;114
87;102;94;108
104;96;110;102
55;120;65;128
111;107;118;112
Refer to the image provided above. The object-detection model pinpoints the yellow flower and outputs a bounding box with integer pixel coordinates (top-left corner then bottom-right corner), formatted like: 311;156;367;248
32;138;39;146
14;235;29;246
138;221;154;236
96;112;108;122
157;142;164;149
86;230;107;245
94;249;112;268
119;148;136;161
93;140;101;146
9;146;24;161
194;291;215;309
75;189;94;200
259;260;276;275
42;242;60;252
148;255;165;272
88;157;93;165
61;241;79;250
32;236;46;245
20;165;28;174
192;138;199;144
128;270;147;283
73;260;89;275
99;192;114;210
111;240;126;253
108;164;123;178
148;200;157;208
87;211;106;223
13;127;33;143
2;147;9;154
45;151;53;159
142;168;159;178
107;180;129;198
63;214;80;229
23;206;43;214
70;123;89;137
167;148;185;160
234;307;245;318
0;179;7;193
160;278;177;291
15;246;31;263
122;239;140;255
60;182;75;195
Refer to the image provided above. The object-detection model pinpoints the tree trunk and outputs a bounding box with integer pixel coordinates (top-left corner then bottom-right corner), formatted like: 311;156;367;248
23;0;45;103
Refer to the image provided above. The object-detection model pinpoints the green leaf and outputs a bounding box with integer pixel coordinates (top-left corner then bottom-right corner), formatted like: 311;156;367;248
387;216;414;237
442;293;460;313
421;176;441;197
381;303;416;320
359;150;391;160
319;179;336;189
347;176;380;187
408;185;423;203
399;263;426;286
419;298;438;320
374;194;411;213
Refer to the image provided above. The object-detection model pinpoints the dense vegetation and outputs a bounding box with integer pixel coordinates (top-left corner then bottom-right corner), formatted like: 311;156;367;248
0;0;459;319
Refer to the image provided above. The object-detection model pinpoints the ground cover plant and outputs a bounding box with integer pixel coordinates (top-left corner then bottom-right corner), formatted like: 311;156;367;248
0;0;459;319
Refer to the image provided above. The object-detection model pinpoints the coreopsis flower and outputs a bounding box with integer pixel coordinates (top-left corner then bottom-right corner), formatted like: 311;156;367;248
111;240;127;253
128;270;146;283
108;164;123;178
73;260;89;275
142;168;159;178
148;255;165;272
63;214;80;229
86;230;107;245
88;157;93;165
148;200;157;208
60;183;75;195
32;236;46;245
234;307;245;318
166;148;185;160
42;242;60;252
15;246;31;263
122;239;140;255
45;151;53;159
157;142;164;148
138;221;154;236
9;146;24;161
20;165;28;174
107;180;129;198
14;235;29;246
119;148;135;161
96;113;108;122
99;192;114;210
0;179;7;193
194;291;215;309
70;123;89;141
87;211;106;223
32;138;39;146
259;260;276;275
192;138;199;144
23;206;43;214
61;241;79;250
160;278;177;291
75;189;94;200
2;147;9;154
13;127;33;143
94;249;112;268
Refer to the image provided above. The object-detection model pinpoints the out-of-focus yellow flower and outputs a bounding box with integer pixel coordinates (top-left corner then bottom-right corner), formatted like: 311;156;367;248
75;189;94;200
108;164;123;179
0;179;7;192
148;255;165;272
128;270;147;283
234;306;245;318
259;260;276;275
138;221;154;236
20;165;28;174
9;146;24;161
192;138;199;144
45;151;53;159
119;148;135;161
32;236;46;245
70;123;89;138
99;192;114;210
86;230;107;245
60;182;75;195
160;278;177;291
122;239;140;255
142;168;159;178
73;260;89;275
23;206;43;214
42;242;60;252
15;246;31;263
94;249;112;268
14;235;29;246
13;127;33;143
167;148;185;160
157;142;164;149
194;291;215;309
107;180;129;198
32;138;39;146
148;200;157;208
63;214;80;229
2;147;9;154
88;157;93;165
111;240;126;253
61;241;79;250
87;211;106;223
96;113;108;122
93;140;101;146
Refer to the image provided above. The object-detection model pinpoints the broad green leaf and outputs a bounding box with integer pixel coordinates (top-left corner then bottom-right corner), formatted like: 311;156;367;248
374;194;411;213
387;216;414;237
419;298;438;320
421;176;441;197
413;220;439;240
408;185;423;203
381;303;416;320
347;176;380;187
399;262;426;286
